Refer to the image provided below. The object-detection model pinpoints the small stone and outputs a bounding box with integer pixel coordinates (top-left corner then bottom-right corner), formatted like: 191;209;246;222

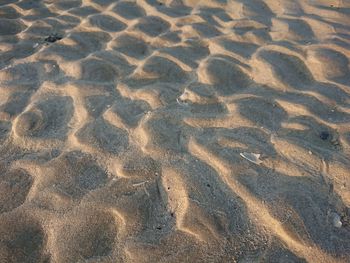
332;213;342;228
44;33;62;43
319;131;330;141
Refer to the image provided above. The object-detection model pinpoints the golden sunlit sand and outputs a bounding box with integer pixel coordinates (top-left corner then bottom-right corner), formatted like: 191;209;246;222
0;0;350;262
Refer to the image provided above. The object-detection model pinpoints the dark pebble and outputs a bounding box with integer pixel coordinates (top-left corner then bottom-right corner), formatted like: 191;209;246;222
45;34;62;43
320;131;330;141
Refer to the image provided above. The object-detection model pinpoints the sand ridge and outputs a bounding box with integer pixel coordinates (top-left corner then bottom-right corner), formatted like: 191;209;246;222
0;0;350;262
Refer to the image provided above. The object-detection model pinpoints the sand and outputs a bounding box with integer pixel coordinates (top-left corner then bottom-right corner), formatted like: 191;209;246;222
0;0;350;262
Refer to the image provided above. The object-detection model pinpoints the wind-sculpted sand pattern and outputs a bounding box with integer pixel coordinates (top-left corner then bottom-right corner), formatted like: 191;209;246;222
0;0;350;262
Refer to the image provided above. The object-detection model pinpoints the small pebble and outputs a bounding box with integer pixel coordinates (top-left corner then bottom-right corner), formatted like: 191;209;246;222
44;34;62;43
320;131;330;141
332;213;342;228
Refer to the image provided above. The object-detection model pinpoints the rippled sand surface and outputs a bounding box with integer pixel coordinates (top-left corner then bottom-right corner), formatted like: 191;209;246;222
0;0;350;262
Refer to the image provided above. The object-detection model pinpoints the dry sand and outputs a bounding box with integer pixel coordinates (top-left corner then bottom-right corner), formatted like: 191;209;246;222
0;0;350;262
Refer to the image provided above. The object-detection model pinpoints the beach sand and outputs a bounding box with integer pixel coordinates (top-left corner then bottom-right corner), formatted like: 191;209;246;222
0;0;350;262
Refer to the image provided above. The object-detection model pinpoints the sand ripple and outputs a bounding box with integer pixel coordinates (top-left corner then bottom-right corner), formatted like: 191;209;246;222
0;0;350;262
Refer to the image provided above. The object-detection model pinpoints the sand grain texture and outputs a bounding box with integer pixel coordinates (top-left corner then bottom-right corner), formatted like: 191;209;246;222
0;0;350;262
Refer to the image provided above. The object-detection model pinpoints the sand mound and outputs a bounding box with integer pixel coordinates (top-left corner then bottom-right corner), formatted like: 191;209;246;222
0;0;350;262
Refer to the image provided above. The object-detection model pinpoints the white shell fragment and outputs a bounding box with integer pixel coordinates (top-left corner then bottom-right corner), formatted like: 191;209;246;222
176;90;190;106
332;213;342;228
240;152;263;165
